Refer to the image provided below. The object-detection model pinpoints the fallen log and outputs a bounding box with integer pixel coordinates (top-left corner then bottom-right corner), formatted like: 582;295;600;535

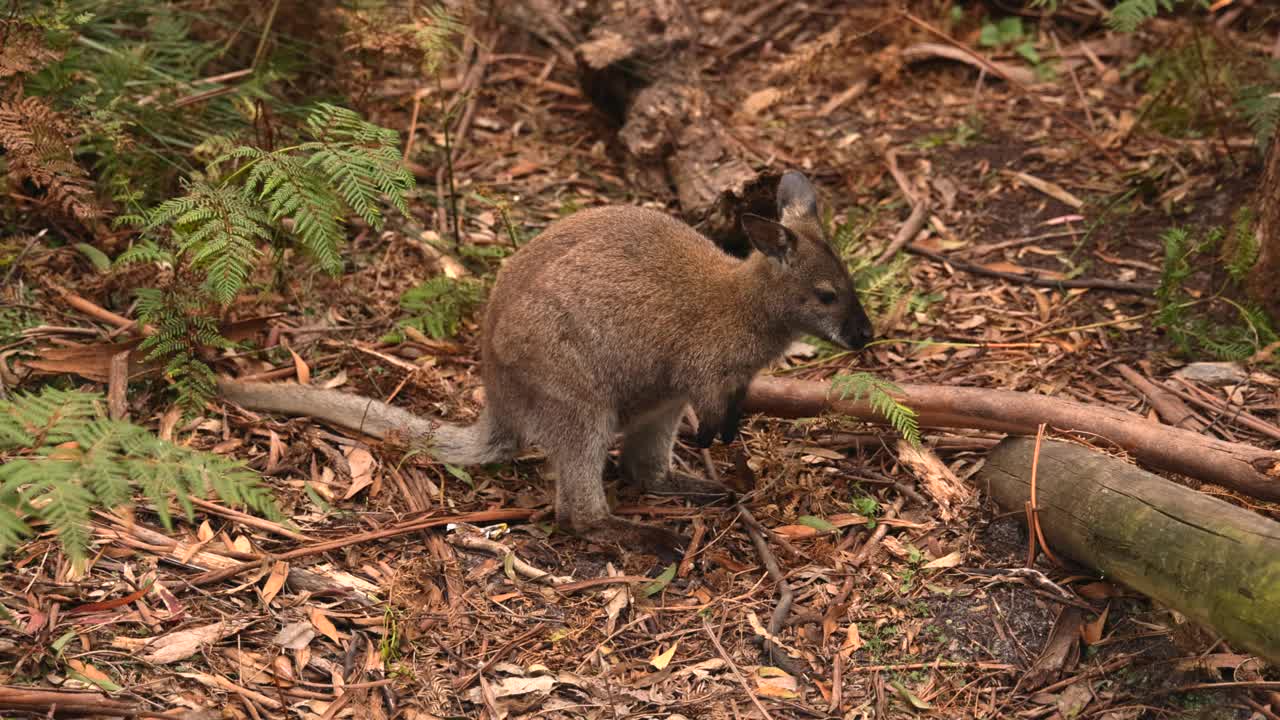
218;374;1280;502
977;437;1280;664
0;686;140;717
743;376;1280;502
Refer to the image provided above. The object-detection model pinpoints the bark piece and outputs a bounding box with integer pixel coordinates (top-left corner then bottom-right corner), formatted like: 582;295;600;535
978;437;1280;664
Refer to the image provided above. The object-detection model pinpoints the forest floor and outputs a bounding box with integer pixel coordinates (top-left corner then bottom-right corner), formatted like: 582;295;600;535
4;1;1280;719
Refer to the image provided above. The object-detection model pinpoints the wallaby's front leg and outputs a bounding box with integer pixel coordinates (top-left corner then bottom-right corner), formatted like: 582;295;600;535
692;383;748;448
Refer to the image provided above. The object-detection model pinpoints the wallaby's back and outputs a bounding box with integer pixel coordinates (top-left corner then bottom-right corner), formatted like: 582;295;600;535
481;205;778;435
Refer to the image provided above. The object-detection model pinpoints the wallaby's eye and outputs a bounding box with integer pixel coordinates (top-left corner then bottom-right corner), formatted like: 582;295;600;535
814;287;838;305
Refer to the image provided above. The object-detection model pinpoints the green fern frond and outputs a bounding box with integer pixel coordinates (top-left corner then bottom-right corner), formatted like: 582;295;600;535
394;276;486;340
1237;84;1280;153
831;372;921;446
1107;0;1181;33
405;6;465;75
0;388;284;561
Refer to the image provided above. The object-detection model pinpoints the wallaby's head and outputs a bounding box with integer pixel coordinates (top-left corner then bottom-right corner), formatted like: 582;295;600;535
741;171;874;350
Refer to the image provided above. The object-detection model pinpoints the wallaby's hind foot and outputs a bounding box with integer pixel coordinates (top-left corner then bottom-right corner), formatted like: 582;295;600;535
579;516;685;562
642;470;733;502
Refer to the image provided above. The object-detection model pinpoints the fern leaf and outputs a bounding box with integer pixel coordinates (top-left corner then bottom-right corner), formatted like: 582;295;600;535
831;372;922;446
1107;0;1180;33
0;388;285;560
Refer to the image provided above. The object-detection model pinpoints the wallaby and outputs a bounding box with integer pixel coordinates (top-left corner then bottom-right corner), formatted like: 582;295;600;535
219;171;872;553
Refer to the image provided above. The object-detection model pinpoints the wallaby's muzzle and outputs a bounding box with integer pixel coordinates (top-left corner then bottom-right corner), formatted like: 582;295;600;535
841;305;875;350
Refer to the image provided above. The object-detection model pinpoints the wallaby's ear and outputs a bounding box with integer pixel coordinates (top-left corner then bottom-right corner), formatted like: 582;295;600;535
776;171;818;221
742;213;797;262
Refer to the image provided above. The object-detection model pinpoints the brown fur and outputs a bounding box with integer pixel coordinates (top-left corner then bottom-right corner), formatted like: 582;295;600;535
433;172;872;551
219;172;871;554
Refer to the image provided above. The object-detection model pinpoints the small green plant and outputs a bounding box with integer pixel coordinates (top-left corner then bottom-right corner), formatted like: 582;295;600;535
832;372;921;446
0;387;283;563
385;276;486;342
849;494;881;526
1107;0;1186;33
913;118;982;150
117;103;415;413
978;16;1041;68
1237;73;1280;153
1155;213;1276;362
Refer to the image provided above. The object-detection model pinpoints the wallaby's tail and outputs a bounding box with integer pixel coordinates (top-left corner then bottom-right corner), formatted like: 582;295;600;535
217;379;517;465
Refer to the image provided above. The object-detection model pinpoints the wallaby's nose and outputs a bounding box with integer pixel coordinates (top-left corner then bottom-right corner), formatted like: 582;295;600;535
843;310;874;350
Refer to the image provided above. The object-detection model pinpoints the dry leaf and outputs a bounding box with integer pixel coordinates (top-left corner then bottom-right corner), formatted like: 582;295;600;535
650;641;678;670
309;607;344;645
772;524;820;538
922;550;964;569
261;561;289;605
743;87;783;115
602;563;629;636
273;621;316;651
343;447;377;500
289;348;311;385
1081;604;1109;645
67;659;117;690
144;619;252;664
840;622;864;657
755;667;798;699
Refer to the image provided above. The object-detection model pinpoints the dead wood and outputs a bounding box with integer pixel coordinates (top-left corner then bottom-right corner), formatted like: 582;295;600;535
978;437;1280;664
1115;363;1205;431
1251;118;1280;318
743;375;1280;502
904;242;1157;294
570;0;764;247
218;373;1280;502
0;686;144;717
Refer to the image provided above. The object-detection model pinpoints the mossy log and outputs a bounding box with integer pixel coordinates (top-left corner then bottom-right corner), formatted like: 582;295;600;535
978;437;1280;664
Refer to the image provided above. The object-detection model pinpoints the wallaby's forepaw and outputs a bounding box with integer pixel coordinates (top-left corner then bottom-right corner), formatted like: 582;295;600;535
644;470;733;502
582;517;685;561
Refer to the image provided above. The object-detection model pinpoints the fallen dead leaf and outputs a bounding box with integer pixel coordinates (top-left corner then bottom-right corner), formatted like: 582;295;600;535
755;667;798;699
260;561;289;605
650;641;678;670
289;348;311;384
273;621;316;651
742;87;783;115
144;619;252;664
343;446;376;500
922;550;964;569
309;607;344;644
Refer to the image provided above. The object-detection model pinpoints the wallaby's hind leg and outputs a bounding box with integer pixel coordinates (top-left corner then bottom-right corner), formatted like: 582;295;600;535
622;402;732;499
545;411;685;558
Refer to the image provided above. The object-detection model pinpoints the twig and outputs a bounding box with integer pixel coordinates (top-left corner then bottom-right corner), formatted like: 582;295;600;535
187;496;316;543
1114;364;1205;431
453;623;546;691
677;516;706;579
47;282;153;333
189;508;536;586
447;531;573;585
876;199;930;265
737;504;804;676
850;497;904;566
1;229;44;287
701;616;776;720
1026;424;1062;568
904;243;1156;294
843;660;1013;673
1167;377;1280;442
900;11;1119;163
